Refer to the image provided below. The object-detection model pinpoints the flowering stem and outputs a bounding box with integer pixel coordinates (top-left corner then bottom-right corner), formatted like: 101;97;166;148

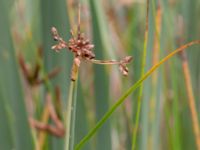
65;63;79;150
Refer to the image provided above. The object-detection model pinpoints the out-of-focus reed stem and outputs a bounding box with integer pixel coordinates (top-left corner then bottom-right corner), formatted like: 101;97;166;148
36;53;53;150
180;51;200;150
149;4;162;149
131;0;149;149
37;106;50;150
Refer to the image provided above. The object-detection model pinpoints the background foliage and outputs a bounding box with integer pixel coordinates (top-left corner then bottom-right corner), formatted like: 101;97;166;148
0;0;199;150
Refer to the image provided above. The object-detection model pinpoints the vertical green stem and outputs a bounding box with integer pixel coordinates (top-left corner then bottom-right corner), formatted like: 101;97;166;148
65;81;73;150
131;0;149;149
132;0;149;150
70;79;78;150
65;63;79;150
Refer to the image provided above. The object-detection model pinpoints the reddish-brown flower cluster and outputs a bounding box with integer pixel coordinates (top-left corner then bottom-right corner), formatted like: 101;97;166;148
68;31;95;60
51;27;95;60
51;26;133;80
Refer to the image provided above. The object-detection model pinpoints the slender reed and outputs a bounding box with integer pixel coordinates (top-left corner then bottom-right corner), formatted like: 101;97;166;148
148;3;162;150
33;51;54;150
131;0;149;149
64;79;78;150
64;58;79;150
180;51;200;150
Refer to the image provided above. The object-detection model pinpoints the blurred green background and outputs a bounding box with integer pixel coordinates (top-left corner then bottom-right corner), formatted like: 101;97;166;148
0;0;200;150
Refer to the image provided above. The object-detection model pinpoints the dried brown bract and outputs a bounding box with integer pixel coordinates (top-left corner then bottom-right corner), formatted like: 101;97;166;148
119;56;133;76
18;47;61;86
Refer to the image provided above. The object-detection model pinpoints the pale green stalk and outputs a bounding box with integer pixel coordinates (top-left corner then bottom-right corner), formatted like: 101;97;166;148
65;80;78;150
65;61;79;150
132;0;149;149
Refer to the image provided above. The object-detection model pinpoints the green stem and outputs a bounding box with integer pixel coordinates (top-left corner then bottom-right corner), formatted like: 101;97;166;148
65;79;78;150
75;40;200;150
132;0;149;149
70;79;78;150
65;81;73;150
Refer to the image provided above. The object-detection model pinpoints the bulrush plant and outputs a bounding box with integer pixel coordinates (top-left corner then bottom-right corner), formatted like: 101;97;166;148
51;6;133;150
19;6;133;150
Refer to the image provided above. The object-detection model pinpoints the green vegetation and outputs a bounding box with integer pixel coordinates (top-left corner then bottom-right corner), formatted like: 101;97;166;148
0;0;200;150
